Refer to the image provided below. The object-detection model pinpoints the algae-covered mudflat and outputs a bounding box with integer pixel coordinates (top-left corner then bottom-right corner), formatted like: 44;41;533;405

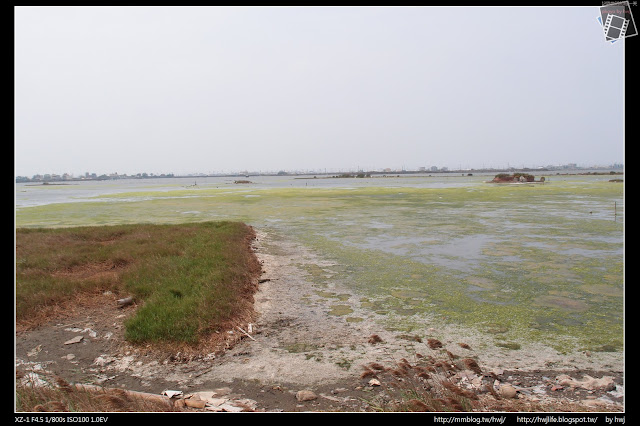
16;173;624;357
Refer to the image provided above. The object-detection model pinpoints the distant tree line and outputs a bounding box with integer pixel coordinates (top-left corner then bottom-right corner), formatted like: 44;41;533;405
16;172;175;183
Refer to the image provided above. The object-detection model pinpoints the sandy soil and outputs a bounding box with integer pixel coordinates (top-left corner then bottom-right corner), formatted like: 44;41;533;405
15;229;624;412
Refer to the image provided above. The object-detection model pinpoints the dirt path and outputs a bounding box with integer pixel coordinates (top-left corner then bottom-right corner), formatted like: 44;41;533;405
15;229;624;412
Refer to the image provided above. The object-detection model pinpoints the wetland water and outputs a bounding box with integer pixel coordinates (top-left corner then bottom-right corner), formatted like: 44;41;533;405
15;173;624;366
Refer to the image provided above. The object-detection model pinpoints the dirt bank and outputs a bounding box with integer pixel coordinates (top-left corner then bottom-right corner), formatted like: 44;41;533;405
15;229;623;412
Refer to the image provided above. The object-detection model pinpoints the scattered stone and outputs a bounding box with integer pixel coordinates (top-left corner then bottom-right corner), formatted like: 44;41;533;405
27;345;42;357
64;335;83;345
234;398;258;411
211;387;233;396
500;384;518;399
161;390;183;398
320;393;342;403
61;354;76;361
581;398;616;409
93;356;113;366
117;296;134;308
93;375;116;385
181;390;257;412
208;397;230;406
556;375;616;391
217;403;245;412
184;397;206;409
368;378;381;387
457;370;478;382
296;390;318;401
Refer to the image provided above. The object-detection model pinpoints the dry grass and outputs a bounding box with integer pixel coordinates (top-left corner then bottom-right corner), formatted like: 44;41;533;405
16;370;184;412
360;346;618;413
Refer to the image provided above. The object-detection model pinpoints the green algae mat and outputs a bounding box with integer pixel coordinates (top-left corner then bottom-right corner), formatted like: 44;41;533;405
16;174;623;352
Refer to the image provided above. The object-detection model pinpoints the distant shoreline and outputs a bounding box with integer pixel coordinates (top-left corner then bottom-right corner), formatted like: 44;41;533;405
15;169;623;184
24;182;77;186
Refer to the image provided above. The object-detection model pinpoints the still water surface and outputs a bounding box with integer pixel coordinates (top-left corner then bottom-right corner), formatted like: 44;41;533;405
15;172;624;354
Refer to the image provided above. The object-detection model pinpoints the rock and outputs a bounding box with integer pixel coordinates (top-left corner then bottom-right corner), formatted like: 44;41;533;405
500;384;518;398
296;390;317;401
368;378;381;387
556;375;616;391
184;398;206;409
117;296;134;308
211;387;233;396
208;397;229;406
64;335;83;345
232;398;258;411
161;390;183;398
27;345;42;357
93;356;113;366
218;403;245;412
582;399;614;409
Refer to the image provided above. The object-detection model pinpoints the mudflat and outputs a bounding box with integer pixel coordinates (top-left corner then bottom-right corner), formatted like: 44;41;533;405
16;230;623;412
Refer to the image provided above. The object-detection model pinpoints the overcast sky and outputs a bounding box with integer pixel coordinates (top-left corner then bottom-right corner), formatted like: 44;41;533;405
15;6;625;176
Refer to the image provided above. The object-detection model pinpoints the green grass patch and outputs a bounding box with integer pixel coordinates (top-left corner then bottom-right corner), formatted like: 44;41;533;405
15;221;261;345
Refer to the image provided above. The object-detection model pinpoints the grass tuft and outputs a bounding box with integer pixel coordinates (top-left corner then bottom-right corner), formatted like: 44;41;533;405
16;221;261;346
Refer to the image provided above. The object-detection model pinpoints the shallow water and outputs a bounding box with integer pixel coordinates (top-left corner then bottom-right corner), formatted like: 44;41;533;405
15;173;624;353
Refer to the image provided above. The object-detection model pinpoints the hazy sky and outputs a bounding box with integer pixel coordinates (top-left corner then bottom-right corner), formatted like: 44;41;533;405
15;6;625;176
